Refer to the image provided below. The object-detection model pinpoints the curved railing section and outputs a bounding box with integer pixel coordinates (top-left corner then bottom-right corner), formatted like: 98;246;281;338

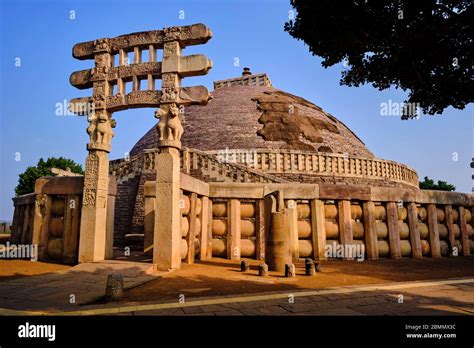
109;148;285;184
204;148;419;187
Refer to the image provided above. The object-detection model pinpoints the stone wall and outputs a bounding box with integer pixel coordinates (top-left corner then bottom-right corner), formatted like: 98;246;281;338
131;173;155;234
114;176;140;246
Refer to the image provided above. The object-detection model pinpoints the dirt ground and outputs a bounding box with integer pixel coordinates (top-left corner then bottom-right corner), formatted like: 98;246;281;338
122;257;474;303
0;260;70;281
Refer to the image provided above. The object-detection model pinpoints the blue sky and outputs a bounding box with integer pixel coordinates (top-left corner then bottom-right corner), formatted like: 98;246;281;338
0;0;472;220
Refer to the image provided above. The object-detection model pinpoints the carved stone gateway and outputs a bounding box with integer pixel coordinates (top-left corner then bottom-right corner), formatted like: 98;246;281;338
70;24;212;264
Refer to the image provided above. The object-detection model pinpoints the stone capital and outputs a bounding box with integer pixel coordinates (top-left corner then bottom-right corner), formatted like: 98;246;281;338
158;139;181;150
87;142;112;152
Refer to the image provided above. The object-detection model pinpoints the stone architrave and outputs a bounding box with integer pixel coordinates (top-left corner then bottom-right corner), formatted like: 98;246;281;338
70;24;212;266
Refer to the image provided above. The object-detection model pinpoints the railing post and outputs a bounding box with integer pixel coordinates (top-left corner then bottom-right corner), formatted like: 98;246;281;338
407;202;422;258
311;199;326;260
338;200;353;260
459;206;471;256
427;204;441;258
387;202;401;259
363;201;378;260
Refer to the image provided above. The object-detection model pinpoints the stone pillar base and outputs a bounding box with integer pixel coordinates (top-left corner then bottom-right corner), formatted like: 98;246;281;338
153;147;182;271
78;150;109;263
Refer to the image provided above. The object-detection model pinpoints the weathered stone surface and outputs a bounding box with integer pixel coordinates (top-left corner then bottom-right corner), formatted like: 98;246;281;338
240;260;249;272
130;85;374;158
254;90;340;151
34;176;84;195
258;263;269;276
285;263;296;277
305;259;316;276
105;274;124;302
73;23;212;59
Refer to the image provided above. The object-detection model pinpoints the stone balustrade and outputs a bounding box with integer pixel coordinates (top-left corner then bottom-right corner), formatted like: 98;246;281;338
206;182;474;261
205;149;419;187
110;148;284;184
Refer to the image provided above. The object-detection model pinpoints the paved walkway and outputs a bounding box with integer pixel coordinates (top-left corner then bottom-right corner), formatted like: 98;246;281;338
1;277;473;316
0;260;164;311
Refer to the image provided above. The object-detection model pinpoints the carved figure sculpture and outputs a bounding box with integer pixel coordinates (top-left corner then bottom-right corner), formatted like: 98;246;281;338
155;103;183;142
86;113;98;143
96;114;115;145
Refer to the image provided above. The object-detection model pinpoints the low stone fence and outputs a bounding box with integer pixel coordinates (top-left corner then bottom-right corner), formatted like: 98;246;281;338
206;183;473;261
10;174;472;266
11;193;36;245
9;176;117;264
144;174;211;264
144;180;473;263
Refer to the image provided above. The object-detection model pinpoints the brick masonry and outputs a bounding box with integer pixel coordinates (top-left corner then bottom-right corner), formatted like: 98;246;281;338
114;176;140;246
129;85;374;157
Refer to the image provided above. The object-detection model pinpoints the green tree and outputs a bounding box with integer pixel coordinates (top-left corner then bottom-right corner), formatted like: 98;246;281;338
419;176;456;191
284;0;473;118
15;157;84;196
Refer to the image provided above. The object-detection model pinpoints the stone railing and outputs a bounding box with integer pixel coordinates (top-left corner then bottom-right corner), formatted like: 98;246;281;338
11;193;36;245
9;176;92;264
182;148;285;183
109;148;285;184
207;182;474;261
204;149;419;188
109;150;156;183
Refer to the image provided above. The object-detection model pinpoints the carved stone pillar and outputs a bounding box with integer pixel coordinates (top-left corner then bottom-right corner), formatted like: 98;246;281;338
153;37;184;270
78;42;114;263
153;147;182;270
78;150;110;262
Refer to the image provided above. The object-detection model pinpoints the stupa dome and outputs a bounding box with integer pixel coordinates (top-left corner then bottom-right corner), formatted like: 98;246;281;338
130;69;373;158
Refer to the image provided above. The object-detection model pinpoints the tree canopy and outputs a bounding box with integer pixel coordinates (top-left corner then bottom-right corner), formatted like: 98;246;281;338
284;0;473;118
15;157;84;196
419;176;456;191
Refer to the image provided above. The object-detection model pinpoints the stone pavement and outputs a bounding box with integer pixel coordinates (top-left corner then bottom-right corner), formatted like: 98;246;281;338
124;278;474;316
125;277;474;316
1;277;472;316
0;260;164;311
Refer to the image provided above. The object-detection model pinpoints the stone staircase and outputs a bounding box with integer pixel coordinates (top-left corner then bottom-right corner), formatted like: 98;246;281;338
110;147;286;185
182;147;286;183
